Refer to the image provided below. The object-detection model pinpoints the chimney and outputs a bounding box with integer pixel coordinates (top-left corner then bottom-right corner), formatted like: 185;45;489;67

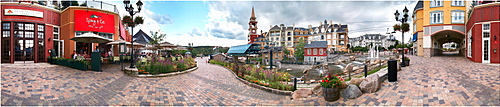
329;20;332;25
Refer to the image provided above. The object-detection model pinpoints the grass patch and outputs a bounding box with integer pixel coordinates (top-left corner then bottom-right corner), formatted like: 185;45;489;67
355;65;388;78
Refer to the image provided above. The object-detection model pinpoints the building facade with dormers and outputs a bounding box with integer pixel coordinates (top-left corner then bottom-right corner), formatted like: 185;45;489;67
349;34;397;49
265;20;349;55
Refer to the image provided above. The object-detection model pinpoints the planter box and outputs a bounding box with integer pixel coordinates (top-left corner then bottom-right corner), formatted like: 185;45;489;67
404;61;410;66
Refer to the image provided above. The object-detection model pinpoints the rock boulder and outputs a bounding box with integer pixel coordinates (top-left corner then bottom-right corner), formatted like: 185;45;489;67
341;85;363;99
292;88;312;100
349;78;365;86
312;85;323;96
359;74;380;93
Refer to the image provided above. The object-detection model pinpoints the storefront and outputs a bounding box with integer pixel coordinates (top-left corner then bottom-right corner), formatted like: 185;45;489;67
1;2;120;63
60;7;120;59
1;2;59;63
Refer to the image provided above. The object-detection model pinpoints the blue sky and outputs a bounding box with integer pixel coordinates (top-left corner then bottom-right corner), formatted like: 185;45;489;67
103;0;418;47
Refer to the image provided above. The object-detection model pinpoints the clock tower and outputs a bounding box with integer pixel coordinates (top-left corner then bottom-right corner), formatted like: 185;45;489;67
248;7;258;44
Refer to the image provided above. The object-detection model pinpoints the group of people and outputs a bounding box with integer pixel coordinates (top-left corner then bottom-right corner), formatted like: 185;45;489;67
70;46;113;59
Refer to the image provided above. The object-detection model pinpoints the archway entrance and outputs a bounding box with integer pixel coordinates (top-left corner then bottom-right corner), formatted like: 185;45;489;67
430;30;465;57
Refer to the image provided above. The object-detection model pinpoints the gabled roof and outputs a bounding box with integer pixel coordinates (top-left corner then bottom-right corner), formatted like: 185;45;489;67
133;29;153;44
305;41;327;48
270;25;280;31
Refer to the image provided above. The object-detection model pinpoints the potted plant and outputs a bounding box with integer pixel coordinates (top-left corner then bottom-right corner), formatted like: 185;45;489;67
320;74;344;102
403;57;410;66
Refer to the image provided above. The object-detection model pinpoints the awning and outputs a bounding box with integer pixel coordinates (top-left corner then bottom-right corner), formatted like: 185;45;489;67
412;33;418;42
227;44;251;54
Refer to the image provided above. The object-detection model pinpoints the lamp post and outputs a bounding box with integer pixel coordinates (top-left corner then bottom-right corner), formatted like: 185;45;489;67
394;6;409;67
123;0;142;68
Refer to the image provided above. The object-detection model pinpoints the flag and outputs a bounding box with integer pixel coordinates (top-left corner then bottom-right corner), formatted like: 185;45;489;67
213;46;217;51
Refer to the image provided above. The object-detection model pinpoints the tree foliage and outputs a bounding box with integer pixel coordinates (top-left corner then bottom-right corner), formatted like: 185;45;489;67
149;29;166;45
122;15;144;28
294;38;306;60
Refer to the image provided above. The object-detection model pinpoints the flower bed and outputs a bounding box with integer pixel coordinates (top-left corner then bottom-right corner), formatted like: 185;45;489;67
48;57;90;70
136;57;196;75
209;60;294;91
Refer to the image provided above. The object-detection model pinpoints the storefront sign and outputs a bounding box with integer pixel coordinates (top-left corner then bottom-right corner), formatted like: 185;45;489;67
4;9;43;18
74;10;115;34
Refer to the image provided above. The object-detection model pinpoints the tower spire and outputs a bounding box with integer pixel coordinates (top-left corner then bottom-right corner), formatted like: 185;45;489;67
250;6;256;19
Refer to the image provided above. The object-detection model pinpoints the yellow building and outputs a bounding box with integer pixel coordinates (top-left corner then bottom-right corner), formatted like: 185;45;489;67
414;0;466;57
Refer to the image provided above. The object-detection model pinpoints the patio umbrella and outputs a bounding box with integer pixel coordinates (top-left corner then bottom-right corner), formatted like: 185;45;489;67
70;32;113;43
106;39;131;45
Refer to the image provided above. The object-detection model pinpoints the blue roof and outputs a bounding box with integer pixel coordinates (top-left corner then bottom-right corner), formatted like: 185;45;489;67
227;44;252;54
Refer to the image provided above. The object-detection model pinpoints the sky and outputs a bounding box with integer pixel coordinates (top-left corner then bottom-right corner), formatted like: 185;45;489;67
102;0;418;47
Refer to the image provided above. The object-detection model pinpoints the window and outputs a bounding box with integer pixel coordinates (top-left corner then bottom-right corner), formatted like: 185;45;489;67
452;0;464;6
430;0;443;7
54;27;59;40
451;10;464;23
2;23;10;30
430;11;443;24
483;23;490;38
2;31;10;37
307;49;311;55
319;49;323;55
413;23;417;32
313;49;317;55
483;23;490;30
321;35;324;40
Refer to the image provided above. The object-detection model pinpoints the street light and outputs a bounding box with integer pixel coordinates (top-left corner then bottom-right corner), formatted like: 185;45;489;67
123;0;143;68
394;6;409;67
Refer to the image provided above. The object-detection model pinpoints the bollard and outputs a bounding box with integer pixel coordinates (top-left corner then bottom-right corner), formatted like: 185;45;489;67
364;64;368;78
293;77;297;91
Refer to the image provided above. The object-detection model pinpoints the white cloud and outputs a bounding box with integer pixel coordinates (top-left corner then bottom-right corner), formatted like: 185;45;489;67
205;1;418;43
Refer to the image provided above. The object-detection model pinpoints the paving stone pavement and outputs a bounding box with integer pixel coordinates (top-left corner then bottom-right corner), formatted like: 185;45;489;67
1;55;499;106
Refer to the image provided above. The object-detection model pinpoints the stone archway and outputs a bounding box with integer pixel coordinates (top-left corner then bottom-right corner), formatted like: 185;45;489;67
429;30;465;57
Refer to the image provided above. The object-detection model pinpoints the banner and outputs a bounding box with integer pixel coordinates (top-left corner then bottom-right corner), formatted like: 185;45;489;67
74;10;115;34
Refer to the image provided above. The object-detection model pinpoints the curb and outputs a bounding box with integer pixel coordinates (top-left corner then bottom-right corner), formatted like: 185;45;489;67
124;65;198;78
210;64;294;95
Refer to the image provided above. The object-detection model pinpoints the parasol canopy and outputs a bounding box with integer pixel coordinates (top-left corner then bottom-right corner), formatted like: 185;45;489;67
106;39;131;45
70;33;113;43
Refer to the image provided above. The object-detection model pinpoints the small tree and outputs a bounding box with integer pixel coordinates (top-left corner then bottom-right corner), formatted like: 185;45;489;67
294;38;306;61
150;30;166;45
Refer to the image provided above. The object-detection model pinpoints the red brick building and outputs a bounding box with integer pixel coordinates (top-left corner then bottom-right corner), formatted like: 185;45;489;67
466;2;499;63
304;41;327;64
1;2;60;63
1;1;121;63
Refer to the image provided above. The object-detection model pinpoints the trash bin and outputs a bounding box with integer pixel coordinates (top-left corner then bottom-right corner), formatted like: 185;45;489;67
91;52;102;72
388;59;397;82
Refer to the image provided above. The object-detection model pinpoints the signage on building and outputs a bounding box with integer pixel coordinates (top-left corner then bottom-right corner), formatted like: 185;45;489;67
74;10;115;34
4;9;43;18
